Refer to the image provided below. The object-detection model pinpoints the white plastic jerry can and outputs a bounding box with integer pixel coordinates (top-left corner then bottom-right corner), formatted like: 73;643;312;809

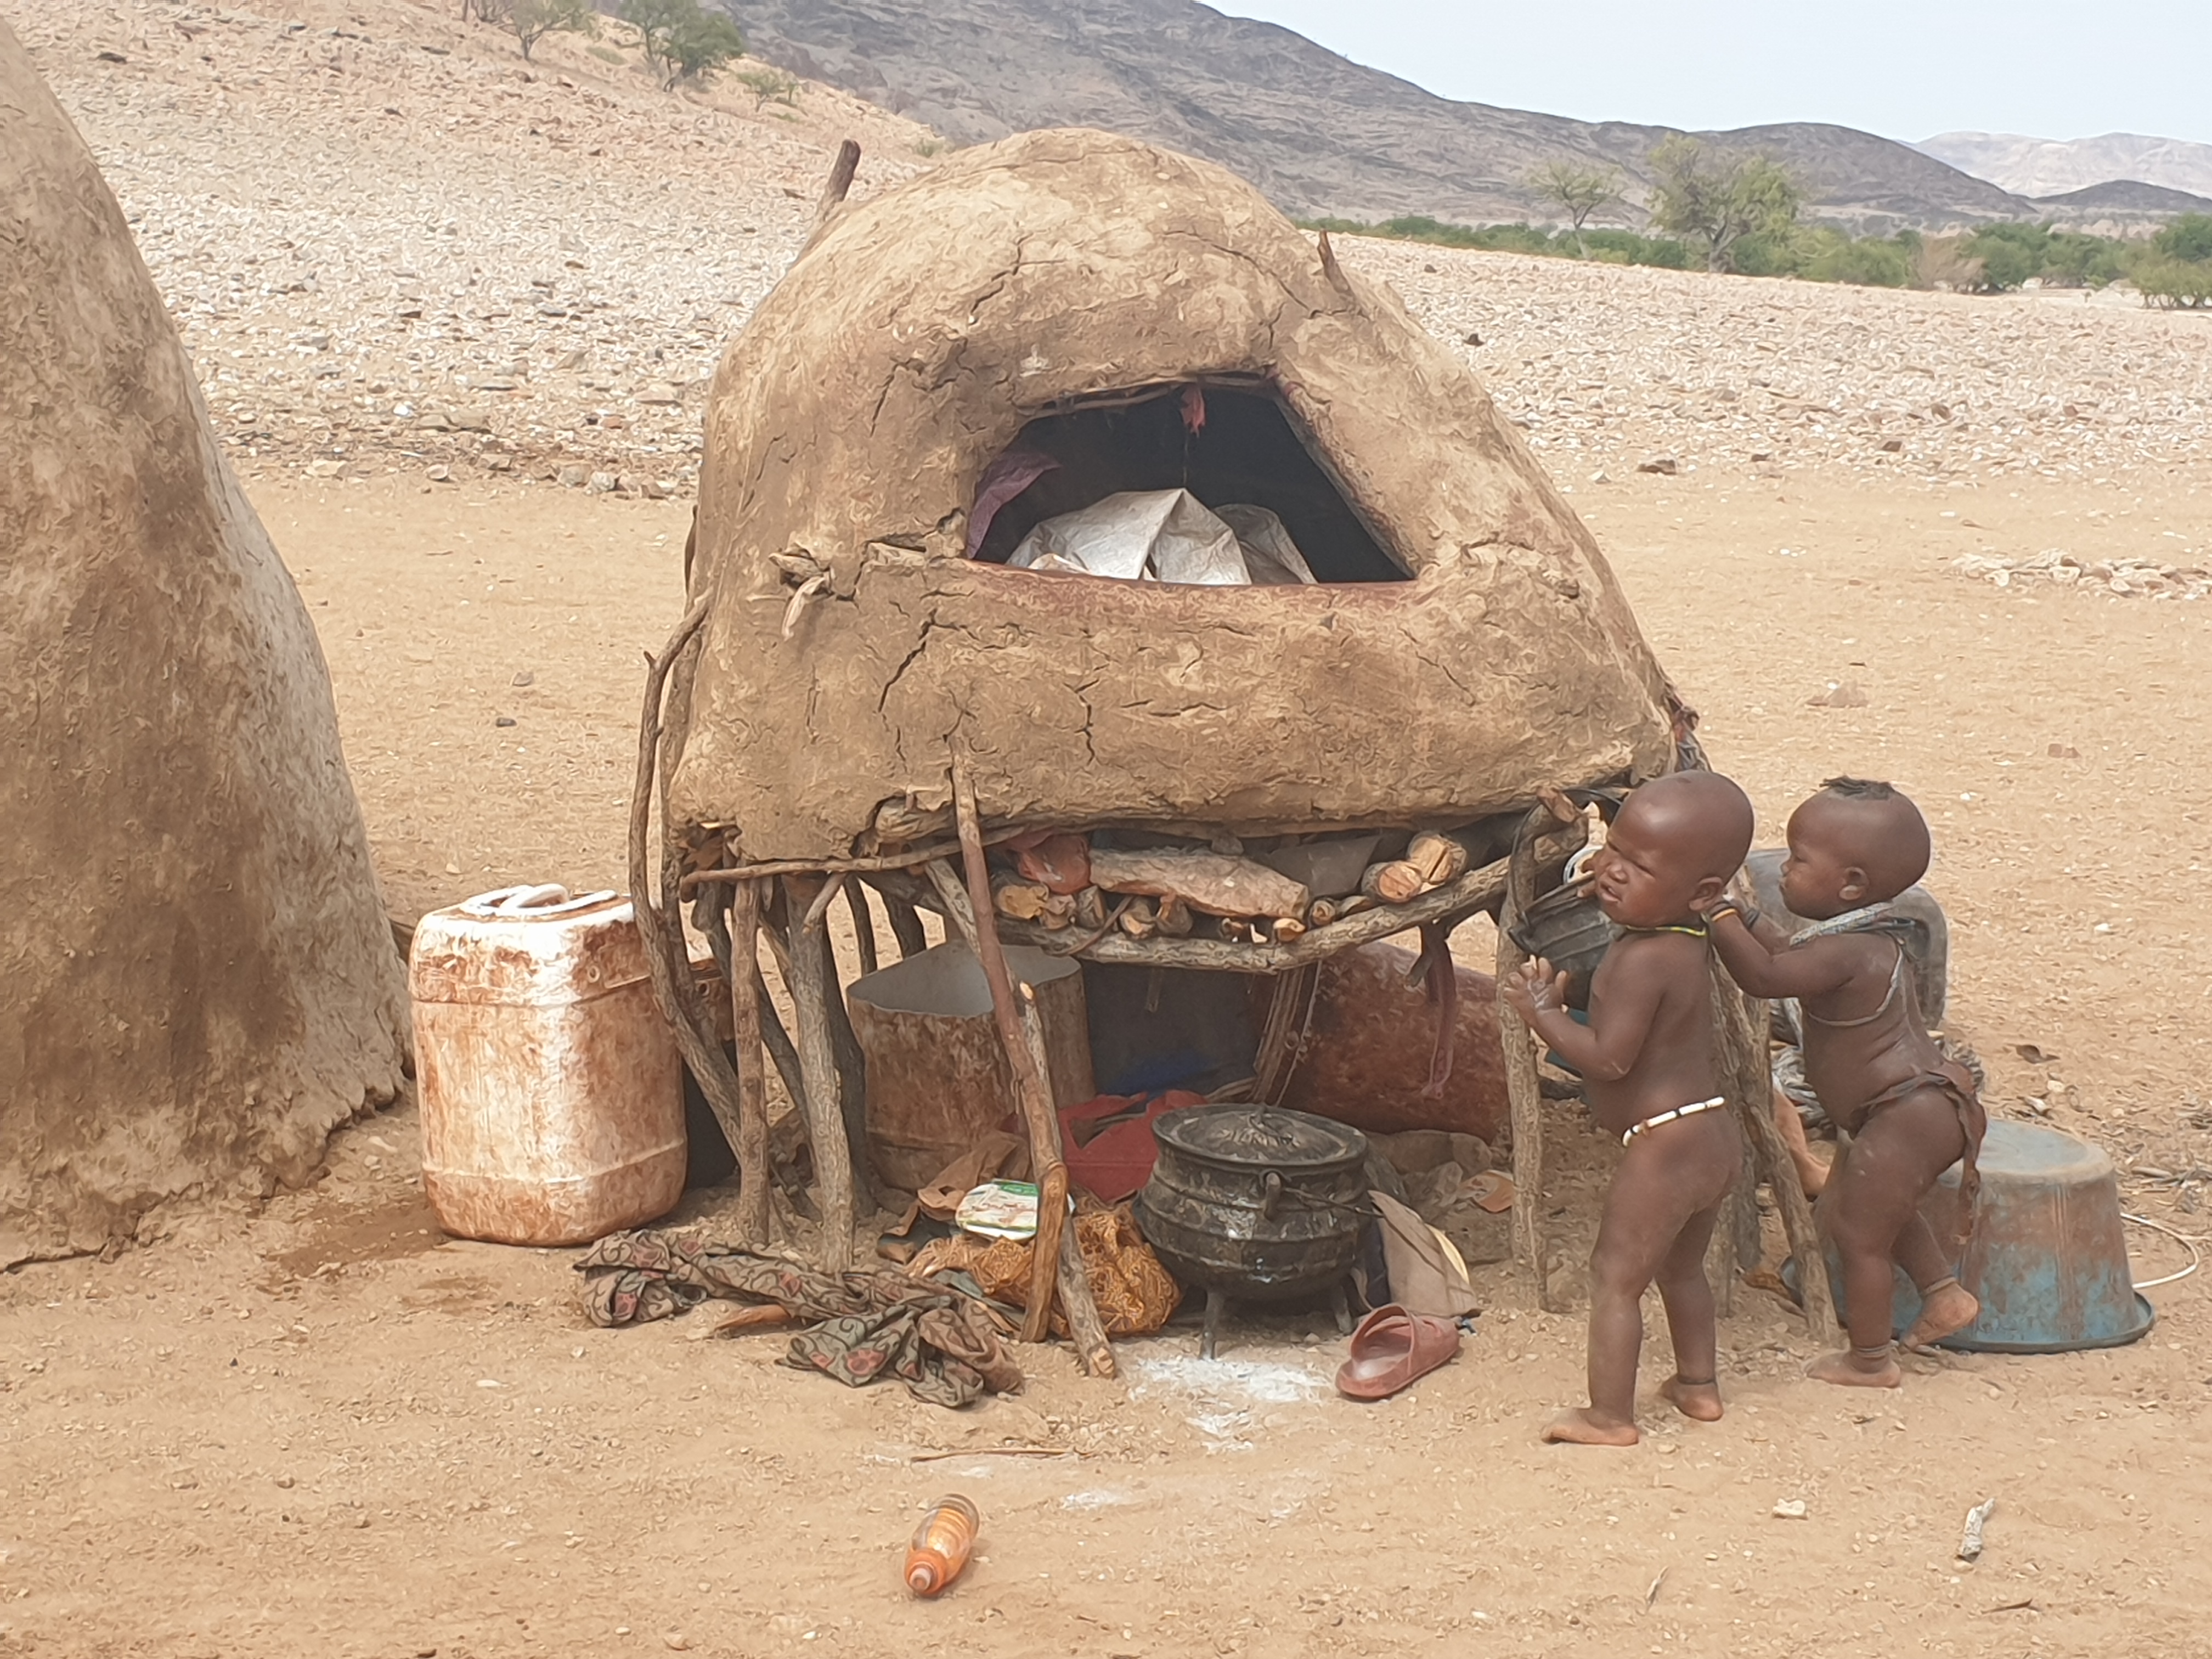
409;885;685;1245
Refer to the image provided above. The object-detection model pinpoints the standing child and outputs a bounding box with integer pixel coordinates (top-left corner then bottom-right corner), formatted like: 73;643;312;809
1701;777;1984;1387
1504;771;1756;1446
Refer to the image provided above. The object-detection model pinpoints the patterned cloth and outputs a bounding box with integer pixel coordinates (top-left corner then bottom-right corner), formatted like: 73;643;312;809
575;1228;1022;1408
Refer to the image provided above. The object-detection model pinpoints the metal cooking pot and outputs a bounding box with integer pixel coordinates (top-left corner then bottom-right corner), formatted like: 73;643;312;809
1132;1105;1372;1304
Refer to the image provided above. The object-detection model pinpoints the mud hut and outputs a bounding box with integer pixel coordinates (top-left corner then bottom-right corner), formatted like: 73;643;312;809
639;129;1815;1342
0;25;409;1266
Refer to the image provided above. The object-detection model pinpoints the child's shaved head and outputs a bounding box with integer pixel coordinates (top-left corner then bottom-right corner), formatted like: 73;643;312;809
1619;770;1756;880
1794;777;1931;902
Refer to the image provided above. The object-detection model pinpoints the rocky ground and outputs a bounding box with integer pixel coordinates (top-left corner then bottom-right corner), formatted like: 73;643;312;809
14;0;929;494
20;0;2212;529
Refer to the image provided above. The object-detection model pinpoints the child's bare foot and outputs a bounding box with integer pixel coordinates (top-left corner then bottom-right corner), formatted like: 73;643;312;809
1805;1345;1902;1388
1901;1277;1978;1351
1541;1407;1640;1446
1661;1374;1724;1421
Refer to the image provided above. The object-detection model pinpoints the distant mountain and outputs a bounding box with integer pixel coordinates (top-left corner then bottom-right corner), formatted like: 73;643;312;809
1918;131;2212;200
733;0;2039;234
2035;179;2212;215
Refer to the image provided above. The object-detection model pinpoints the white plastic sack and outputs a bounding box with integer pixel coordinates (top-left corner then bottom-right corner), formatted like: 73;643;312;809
1215;503;1317;586
1009;489;1248;584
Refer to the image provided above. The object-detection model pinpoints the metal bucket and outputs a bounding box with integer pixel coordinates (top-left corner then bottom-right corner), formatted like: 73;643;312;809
1822;1119;2154;1353
1506;876;1614;980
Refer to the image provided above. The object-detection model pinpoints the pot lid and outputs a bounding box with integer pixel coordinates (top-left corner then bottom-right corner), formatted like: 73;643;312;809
1153;1105;1367;1171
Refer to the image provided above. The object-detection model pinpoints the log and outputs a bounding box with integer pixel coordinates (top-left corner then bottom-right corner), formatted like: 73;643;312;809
1155;894;1193;938
950;763;1065;1346
1713;966;1838;1344
810;138;860;235
924;856;978;945
1018;985;1116;1379
1088;847;1310;919
1073;886;1108;930
873;796;951;844
782;875;857;1269
1495;808;1557;1311
994;872;1074;929
1361;860;1427;905
1117;896;1158;939
1308;893;1374;928
996;830;1582;970
1407;831;1469;888
727;879;774;1244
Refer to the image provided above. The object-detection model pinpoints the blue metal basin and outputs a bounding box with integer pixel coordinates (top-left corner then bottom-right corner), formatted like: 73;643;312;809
1820;1119;2154;1353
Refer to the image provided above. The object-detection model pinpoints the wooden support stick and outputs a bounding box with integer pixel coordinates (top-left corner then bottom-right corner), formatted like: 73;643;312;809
627;599;752;1172
845;880;880;977
813;138;860;226
783;875;856;1270
925;856;979;946
1714;967;1838;1344
1019;986;1116;1379
802;871;848;933
880;889;929;958
949;763;1064;1346
1495;810;1558;1311
727;879;774;1245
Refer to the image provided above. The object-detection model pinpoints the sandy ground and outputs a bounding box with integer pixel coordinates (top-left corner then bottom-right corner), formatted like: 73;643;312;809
8;460;2212;1658
11;0;2212;1646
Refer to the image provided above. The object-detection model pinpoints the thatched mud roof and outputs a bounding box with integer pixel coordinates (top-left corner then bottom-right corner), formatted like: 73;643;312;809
0;22;408;1265
672;128;1678;861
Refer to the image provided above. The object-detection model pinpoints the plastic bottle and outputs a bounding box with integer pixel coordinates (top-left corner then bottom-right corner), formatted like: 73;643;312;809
904;1494;980;1598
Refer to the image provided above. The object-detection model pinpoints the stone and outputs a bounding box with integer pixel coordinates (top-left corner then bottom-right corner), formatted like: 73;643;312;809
1637;456;1678;475
556;464;590;488
425;464;452;482
636;385;682;405
445;408;493;433
586;470;617;494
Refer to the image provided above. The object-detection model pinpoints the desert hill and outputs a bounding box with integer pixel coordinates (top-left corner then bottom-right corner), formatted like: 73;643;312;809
1920;129;2212;200
731;0;2037;233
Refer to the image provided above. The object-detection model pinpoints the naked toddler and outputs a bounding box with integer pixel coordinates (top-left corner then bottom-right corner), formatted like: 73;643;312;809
1701;777;1985;1386
1503;770;1756;1446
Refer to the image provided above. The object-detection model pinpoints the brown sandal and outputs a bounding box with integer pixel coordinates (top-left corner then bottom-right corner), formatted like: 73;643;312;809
1334;1304;1462;1401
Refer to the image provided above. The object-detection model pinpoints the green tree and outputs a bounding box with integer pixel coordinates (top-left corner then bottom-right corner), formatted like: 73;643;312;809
1645;137;1802;272
621;0;743;89
507;0;595;60
1529;161;1623;255
735;65;801;109
2153;212;2212;264
1964;222;2051;290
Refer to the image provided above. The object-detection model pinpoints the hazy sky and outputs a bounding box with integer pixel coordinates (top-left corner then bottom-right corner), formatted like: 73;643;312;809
1213;1;2212;146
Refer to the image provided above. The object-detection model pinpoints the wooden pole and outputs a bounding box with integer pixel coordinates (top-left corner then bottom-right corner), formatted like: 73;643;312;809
1712;966;1838;1345
782;874;856;1270
627;599;752;1169
879;889;929;958
845;879;881;978
726;878;774;1245
949;762;1065;1346
1495;812;1557;1311
1018;985;1116;1378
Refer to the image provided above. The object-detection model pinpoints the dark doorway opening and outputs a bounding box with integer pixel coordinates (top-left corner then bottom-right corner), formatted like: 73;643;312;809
972;383;1409;584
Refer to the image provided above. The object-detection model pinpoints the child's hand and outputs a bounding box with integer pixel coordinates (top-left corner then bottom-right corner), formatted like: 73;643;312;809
1503;956;1570;1026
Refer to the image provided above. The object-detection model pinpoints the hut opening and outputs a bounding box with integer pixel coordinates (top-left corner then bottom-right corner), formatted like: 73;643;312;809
969;380;1408;584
